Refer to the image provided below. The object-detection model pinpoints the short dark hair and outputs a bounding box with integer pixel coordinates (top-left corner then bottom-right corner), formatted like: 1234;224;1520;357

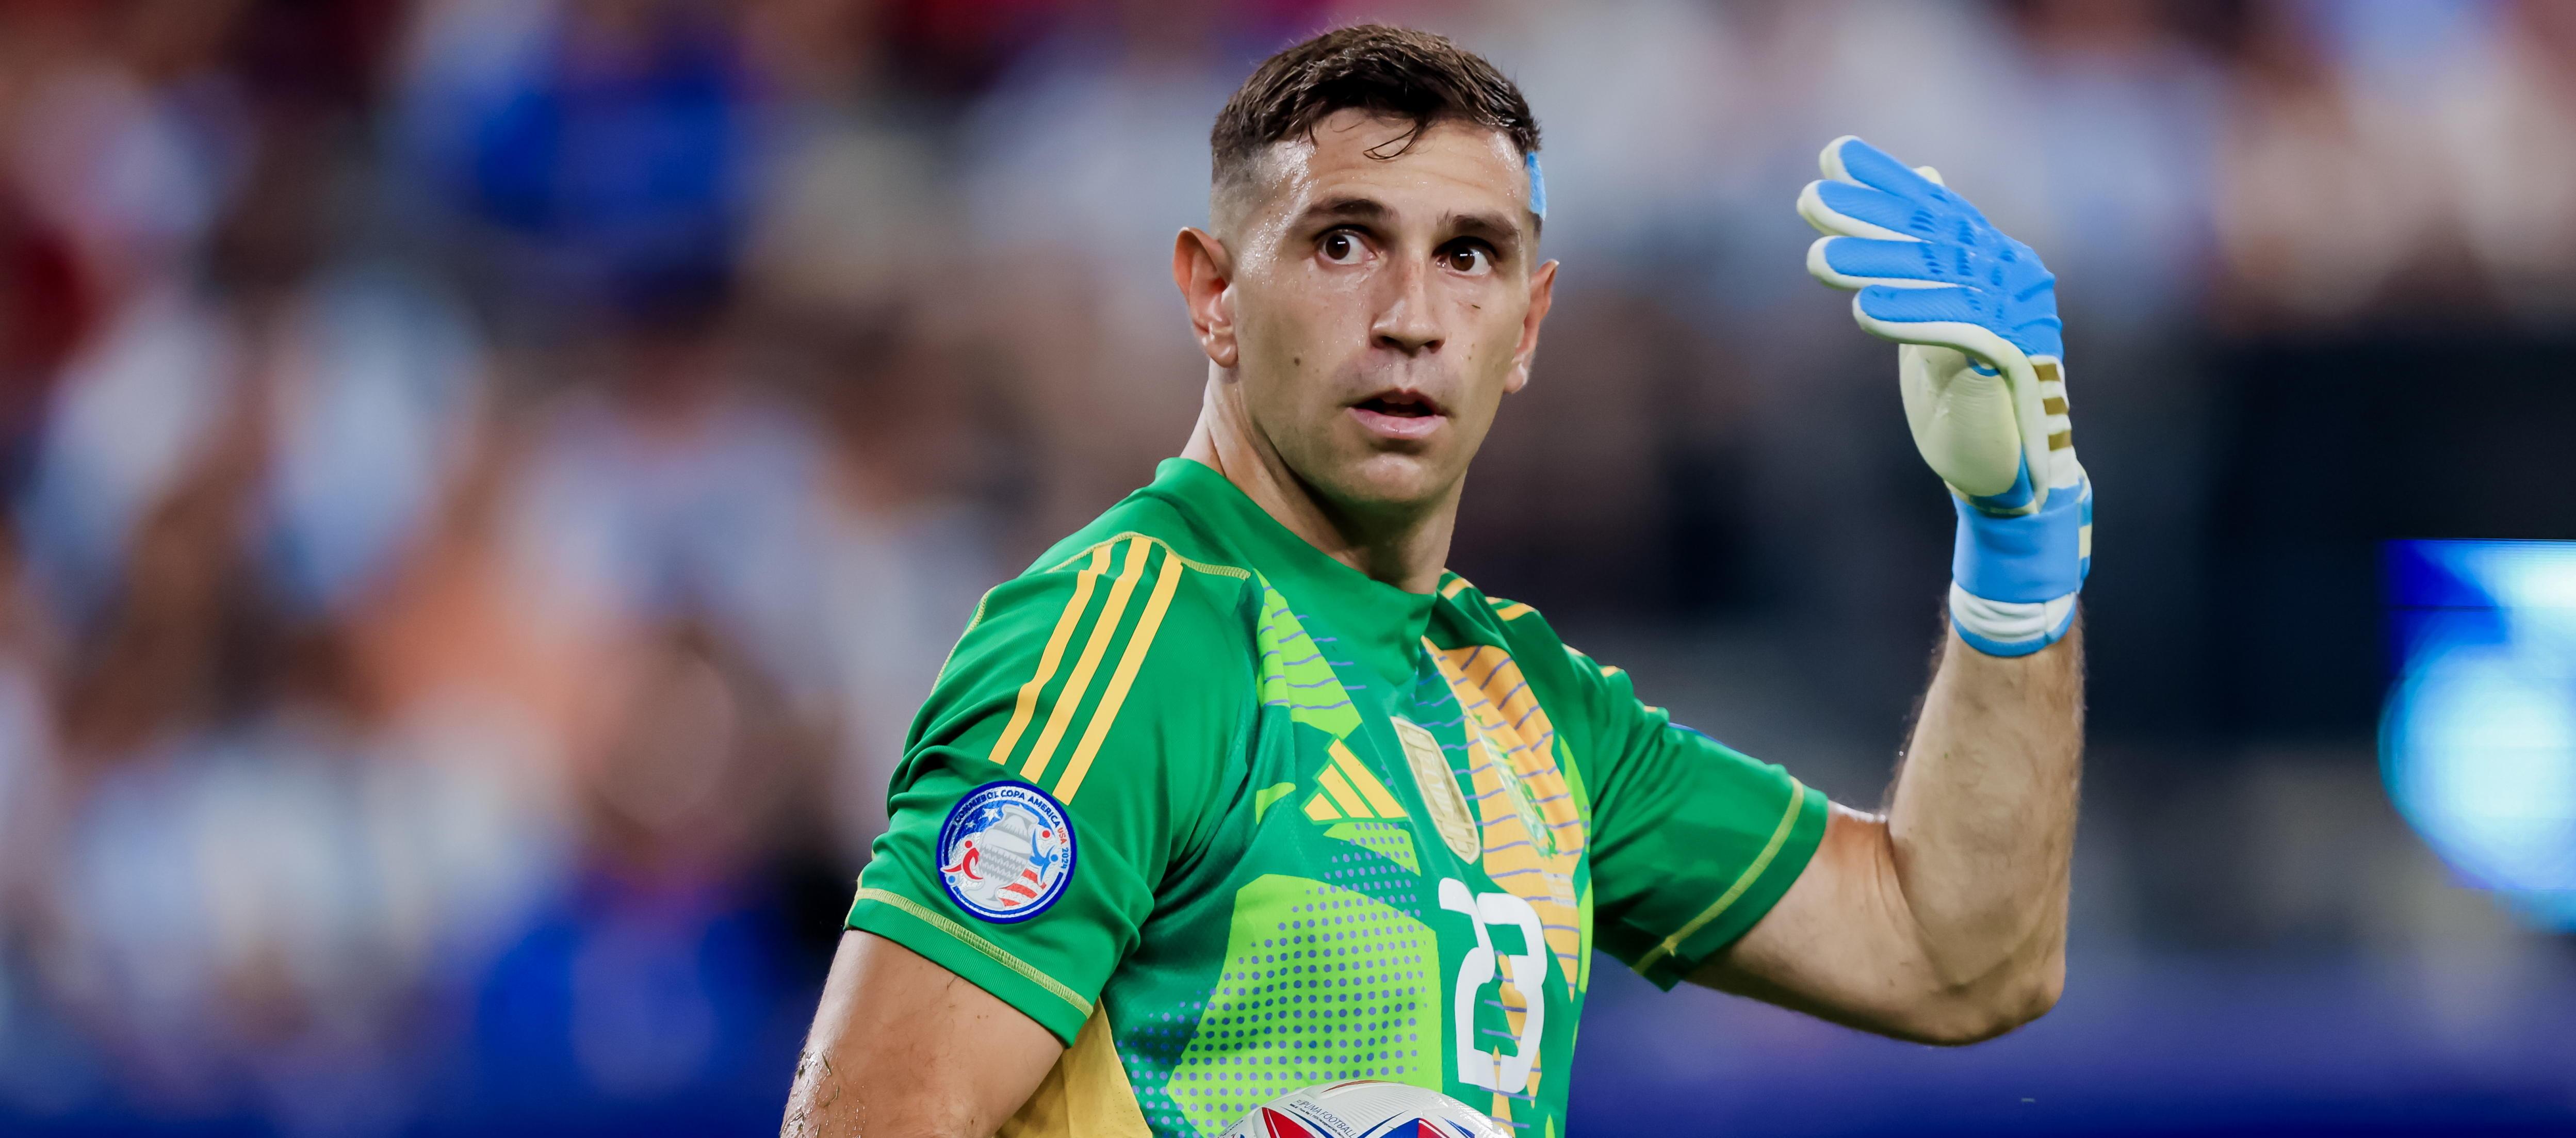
1210;25;1539;200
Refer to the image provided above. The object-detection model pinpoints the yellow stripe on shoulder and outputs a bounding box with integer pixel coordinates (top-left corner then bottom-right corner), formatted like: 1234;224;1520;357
1488;597;1535;621
1054;543;1187;801
989;531;1237;799
1054;530;1249;579
1440;575;1474;599
1023;536;1152;785
988;543;1115;769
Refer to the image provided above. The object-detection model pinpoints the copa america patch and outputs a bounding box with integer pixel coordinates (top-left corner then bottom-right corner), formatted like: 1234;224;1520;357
937;781;1076;923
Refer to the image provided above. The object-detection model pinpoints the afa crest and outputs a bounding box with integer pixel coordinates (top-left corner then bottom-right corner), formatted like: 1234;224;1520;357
937;782;1077;922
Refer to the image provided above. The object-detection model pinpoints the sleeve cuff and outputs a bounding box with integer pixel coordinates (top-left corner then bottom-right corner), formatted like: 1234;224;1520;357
846;886;1096;1046
1629;782;1830;990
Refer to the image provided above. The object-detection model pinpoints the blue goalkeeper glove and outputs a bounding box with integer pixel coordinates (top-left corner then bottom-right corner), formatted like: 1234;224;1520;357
1799;135;2090;657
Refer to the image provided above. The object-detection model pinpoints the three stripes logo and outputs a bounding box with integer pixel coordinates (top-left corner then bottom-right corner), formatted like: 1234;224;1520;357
1302;739;1410;824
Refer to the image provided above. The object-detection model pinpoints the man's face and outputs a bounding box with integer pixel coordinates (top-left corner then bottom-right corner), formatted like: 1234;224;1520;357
1215;109;1554;517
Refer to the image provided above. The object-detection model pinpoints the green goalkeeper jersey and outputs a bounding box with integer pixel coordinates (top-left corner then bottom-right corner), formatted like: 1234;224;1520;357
849;458;1827;1138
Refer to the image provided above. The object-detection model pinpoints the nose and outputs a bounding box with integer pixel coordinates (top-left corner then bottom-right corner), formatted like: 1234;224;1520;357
1371;258;1444;356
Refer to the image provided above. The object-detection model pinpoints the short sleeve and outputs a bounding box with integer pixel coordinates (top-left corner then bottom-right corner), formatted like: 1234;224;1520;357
1566;646;1828;989
848;535;1251;1045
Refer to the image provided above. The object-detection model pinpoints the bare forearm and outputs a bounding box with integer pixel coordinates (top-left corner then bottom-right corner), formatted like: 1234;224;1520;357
1882;620;2083;996
782;931;1062;1138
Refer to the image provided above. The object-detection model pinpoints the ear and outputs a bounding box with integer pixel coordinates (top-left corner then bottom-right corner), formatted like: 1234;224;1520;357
1506;258;1558;395
1172;227;1237;369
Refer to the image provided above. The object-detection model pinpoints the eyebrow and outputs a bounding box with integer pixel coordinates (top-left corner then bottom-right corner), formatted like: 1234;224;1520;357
1294;195;1392;229
1442;210;1522;253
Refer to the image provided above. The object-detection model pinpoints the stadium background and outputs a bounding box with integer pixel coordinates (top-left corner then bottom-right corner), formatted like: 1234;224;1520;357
2;0;2573;1134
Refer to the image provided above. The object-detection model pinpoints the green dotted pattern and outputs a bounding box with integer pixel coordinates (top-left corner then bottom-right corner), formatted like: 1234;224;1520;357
1116;1002;1204;1135
1163;874;1440;1134
1318;824;1426;917
1323;820;1419;873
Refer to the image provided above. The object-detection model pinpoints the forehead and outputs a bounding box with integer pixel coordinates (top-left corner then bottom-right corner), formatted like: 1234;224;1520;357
1249;108;1532;231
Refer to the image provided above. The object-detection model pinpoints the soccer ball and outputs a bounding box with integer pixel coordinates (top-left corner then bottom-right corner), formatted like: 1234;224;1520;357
1220;1080;1510;1138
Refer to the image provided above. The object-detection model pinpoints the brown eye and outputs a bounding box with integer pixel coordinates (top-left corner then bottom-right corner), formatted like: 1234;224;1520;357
1446;246;1491;275
1320;231;1364;264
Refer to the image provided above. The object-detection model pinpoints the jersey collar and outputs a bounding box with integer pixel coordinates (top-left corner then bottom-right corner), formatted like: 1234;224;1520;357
1150;457;1438;685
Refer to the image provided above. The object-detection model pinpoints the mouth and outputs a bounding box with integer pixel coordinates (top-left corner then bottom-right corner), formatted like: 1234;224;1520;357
1349;389;1446;441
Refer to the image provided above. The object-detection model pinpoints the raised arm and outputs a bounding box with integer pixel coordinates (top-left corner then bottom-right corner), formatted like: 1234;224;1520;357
782;931;1062;1137
1690;136;2091;1042
1692;625;2080;1043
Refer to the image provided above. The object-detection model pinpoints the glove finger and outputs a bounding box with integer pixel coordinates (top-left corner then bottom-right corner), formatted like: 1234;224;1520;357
1851;285;2030;375
1798;178;1918;239
2010;310;2065;356
1854;283;1988;332
1809;235;1950;291
1819;135;1946;205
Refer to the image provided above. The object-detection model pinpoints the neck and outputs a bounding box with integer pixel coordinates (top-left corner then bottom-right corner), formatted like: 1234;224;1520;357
1181;376;1457;594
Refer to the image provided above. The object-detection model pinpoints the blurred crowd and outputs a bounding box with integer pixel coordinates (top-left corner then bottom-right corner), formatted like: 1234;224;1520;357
0;0;2567;1132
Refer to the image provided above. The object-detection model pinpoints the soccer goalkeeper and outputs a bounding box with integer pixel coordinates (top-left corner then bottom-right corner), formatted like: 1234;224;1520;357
784;25;2084;1138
